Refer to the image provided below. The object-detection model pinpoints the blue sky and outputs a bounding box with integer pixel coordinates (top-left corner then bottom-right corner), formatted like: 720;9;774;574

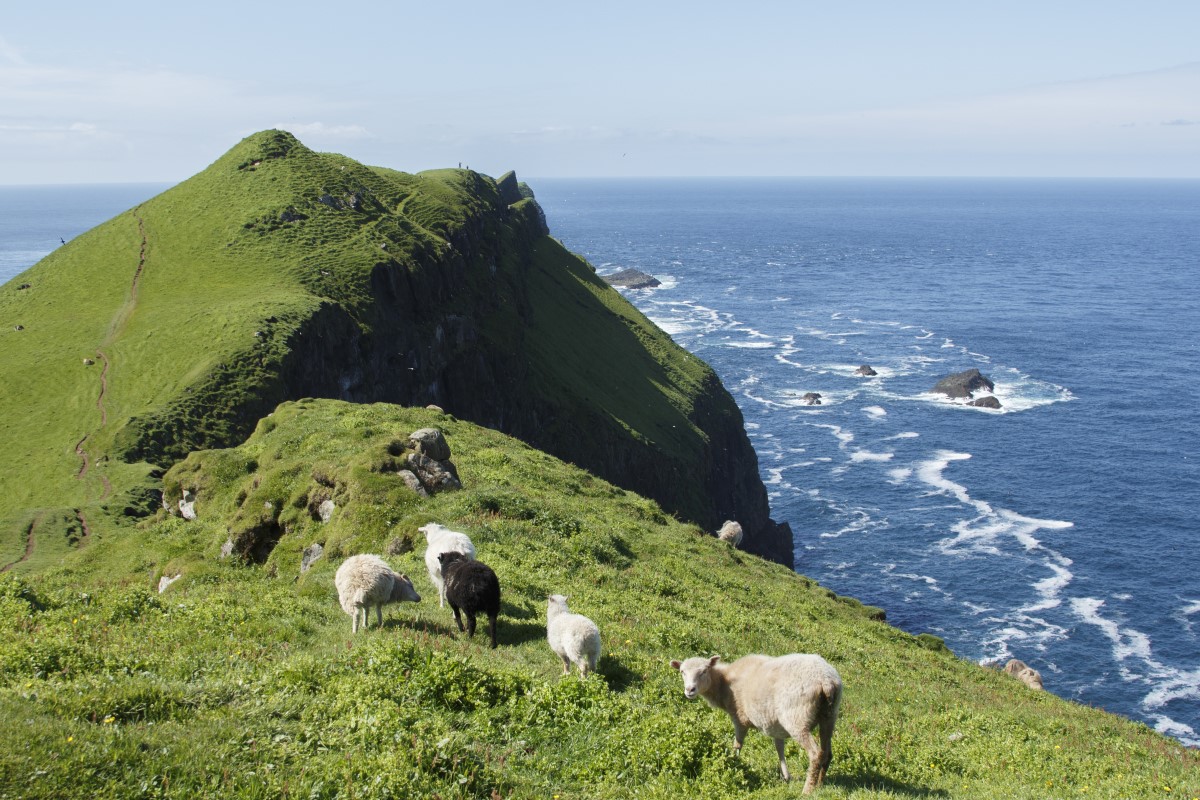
2;1;1198;183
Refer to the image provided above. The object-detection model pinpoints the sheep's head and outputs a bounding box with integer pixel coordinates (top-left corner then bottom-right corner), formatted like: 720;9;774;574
670;655;720;700
389;573;421;604
437;551;466;568
419;523;446;542
547;594;570;614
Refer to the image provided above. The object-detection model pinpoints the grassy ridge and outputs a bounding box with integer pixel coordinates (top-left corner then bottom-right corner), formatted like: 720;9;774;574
0;400;1194;799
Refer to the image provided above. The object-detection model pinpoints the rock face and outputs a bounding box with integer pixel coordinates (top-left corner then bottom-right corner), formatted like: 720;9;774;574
603;269;662;289
932;369;995;399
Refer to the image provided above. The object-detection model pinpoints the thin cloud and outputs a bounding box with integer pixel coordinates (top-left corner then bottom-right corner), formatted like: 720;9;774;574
0;35;27;67
1162;118;1197;126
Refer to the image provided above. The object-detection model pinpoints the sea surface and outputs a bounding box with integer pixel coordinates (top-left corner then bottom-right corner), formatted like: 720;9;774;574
2;178;1197;746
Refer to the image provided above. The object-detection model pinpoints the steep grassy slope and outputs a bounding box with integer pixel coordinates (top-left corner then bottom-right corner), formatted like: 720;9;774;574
0;401;1194;799
0;130;789;569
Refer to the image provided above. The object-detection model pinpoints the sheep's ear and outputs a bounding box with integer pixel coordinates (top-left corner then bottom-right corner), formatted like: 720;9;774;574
708;655;721;666
670;660;682;671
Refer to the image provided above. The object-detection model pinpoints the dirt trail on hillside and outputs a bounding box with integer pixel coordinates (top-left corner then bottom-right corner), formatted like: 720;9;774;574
0;517;38;572
73;209;148;509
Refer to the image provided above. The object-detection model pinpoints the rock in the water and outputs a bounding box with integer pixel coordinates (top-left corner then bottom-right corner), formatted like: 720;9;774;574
318;499;336;523
970;396;1002;409
603;268;662;289
301;542;324;573
932;368;994;399
409;427;452;461
802;392;822;406
855;365;877;376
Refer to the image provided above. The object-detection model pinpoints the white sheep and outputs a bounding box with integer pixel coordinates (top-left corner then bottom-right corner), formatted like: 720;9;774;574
546;594;601;678
670;653;842;794
334;554;421;634
420;522;476;607
716;520;743;546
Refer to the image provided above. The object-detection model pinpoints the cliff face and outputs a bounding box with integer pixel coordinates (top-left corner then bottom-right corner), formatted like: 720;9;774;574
0;130;792;565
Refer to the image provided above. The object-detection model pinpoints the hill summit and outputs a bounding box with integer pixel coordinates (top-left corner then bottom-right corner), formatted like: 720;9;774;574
0;130;791;567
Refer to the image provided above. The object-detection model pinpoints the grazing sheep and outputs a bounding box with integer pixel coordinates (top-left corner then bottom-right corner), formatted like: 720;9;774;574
438;551;500;648
1003;658;1045;691
334;554;421;634
546;594;601;678
670;653;842;794
716;520;743;546
420;522;476;608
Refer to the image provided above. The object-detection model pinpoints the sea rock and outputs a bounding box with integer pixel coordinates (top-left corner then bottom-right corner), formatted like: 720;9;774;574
603;269;662;289
1003;658;1044;691
855;365;877;376
932;368;994;399
716;520;743;546
970;396;1002;409
409;427;452;461
301;542;324;573
802;392;822;406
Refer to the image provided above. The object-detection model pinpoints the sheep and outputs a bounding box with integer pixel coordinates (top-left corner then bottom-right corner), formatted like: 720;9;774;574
546;594;601;678
438;551;500;648
716;520;743;546
1003;658;1045;691
420;522;476;608
670;653;842;794
334;554;421;634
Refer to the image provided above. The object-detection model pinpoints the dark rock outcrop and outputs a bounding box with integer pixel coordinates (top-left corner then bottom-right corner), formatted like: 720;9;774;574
932;368;994;399
855;365;877;377
802;392;822;406
603;269;662;289
970;396;1002;409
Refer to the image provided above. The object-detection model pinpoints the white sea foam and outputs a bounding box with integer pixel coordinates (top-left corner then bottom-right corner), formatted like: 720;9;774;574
725;340;775;349
884;431;920;440
887;468;913;484
862;405;887;419
851;450;894;463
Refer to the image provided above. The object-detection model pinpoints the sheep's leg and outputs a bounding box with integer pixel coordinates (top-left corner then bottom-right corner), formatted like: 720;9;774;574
352;608;360;635
730;720;747;755
797;729;823;795
560;654;571;675
816;714;835;788
375;604;384;629
487;612;497;649
436;580;446;608
451;604;465;633
774;738;791;782
465;611;477;639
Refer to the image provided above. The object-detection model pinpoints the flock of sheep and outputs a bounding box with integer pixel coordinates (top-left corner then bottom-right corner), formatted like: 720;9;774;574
333;520;842;793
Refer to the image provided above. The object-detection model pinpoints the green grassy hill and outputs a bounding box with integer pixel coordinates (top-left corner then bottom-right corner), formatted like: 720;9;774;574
0;130;789;567
0;400;1195;799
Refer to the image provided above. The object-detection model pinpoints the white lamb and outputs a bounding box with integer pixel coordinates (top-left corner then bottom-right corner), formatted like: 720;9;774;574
546;594;601;678
716;520;743;546
671;653;842;794
334;554;421;634
420;522;476;608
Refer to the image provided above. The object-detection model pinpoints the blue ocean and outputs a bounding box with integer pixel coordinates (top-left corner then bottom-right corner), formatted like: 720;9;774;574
2;178;1197;746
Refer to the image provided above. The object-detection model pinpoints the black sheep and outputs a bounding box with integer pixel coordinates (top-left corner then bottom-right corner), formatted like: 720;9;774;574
438;551;501;648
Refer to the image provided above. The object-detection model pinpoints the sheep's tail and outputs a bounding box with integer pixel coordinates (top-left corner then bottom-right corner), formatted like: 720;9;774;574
819;677;843;729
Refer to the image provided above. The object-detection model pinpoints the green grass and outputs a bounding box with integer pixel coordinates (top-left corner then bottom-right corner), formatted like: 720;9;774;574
0;400;1194;799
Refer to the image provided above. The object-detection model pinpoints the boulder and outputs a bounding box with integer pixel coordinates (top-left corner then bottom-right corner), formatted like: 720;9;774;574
1003;658;1044;691
318;499;336;523
932;368;994;399
405;452;462;494
855;365;877;376
301;542;324;573
409;427;452;461
179;489;197;520
802;392;822;406
970;396;1002;409
157;573;181;593
397;469;428;497
603;269;662;289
